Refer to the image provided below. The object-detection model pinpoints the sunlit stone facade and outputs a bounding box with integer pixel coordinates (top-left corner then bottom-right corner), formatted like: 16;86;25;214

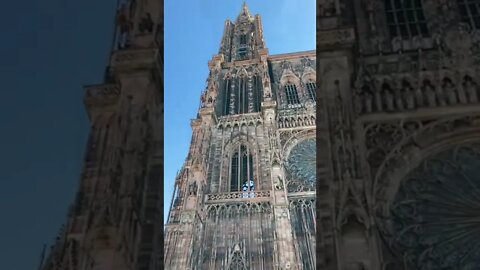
164;4;316;270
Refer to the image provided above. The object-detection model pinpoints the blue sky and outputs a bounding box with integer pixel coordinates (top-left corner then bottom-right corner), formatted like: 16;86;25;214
164;0;316;222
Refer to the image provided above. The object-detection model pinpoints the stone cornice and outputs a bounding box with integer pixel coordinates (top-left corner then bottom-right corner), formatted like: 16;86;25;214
84;84;120;110
109;48;160;72
268;50;316;61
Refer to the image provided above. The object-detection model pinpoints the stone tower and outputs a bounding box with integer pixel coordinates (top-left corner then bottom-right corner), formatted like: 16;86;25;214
317;0;480;269
164;3;317;270
40;1;163;270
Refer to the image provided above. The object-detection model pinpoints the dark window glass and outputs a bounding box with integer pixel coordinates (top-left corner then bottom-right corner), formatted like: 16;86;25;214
405;0;413;8
459;4;468;16
306;82;316;100
285;84;300;105
400;24;408;37
420;23;428;35
230;146;253;192
410;24;419;36
385;0;429;38
470;3;479;15
407;10;415;21
458;0;480;29
386;12;395;23
231;153;239;191
389;25;398;36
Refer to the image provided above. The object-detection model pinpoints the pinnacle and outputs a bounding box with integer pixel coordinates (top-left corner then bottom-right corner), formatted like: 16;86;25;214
238;1;252;20
242;1;248;11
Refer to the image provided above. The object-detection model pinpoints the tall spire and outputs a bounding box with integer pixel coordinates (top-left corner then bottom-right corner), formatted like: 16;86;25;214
237;1;253;22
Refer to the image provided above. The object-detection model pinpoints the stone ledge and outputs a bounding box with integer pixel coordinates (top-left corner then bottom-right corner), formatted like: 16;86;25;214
84;84;120;108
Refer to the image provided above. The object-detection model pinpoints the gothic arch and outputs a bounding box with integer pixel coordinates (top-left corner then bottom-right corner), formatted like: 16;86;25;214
301;67;316;84
219;134;261;192
281;128;316;158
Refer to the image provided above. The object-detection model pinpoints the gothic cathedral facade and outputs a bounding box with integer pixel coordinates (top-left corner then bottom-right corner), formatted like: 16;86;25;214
41;1;164;270
164;4;317;270
316;0;480;269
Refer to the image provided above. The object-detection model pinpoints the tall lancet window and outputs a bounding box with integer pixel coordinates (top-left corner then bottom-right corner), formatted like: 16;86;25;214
306;82;316;101
285;84;300;105
238;34;248;60
253;75;263;112
230;145;254;192
223;78;232;115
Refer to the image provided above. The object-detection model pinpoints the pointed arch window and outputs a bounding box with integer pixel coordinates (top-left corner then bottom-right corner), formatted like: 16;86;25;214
285;84;300;105
223;75;261;116
458;0;480;29
230;145;254;192
306;82;316;101
385;0;429;38
228;251;247;270
223;78;232;115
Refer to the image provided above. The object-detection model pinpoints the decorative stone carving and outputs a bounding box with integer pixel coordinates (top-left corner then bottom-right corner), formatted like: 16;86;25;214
380;144;480;269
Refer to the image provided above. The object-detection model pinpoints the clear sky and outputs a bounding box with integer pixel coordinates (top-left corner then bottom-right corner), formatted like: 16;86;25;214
164;0;316;222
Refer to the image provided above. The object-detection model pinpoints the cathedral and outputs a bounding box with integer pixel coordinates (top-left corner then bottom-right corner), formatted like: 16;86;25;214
164;3;316;270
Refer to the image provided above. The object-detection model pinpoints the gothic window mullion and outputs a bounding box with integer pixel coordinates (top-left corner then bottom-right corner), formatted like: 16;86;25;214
306;82;316;100
247;75;254;113
237;145;241;191
459;0;480;29
285;84;300;105
224;79;231;115
237;78;242;114
243;76;247;113
255;75;262;112
230;78;236;115
246;147;250;189
385;0;428;39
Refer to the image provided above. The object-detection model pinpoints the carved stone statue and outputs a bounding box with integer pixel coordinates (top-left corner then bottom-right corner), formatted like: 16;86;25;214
116;4;132;49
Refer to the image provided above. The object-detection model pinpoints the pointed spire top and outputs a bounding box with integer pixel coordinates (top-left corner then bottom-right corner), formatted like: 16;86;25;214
237;1;253;22
242;1;248;11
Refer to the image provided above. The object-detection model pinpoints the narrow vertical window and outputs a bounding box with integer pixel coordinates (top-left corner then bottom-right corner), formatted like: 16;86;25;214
254;75;262;112
285;84;300;105
458;0;480;29
230;152;239;191
385;0;429;39
224;79;231;115
230;145;254;192
306;82;316;101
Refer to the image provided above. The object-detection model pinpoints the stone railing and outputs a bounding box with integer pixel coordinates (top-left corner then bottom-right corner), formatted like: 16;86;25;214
278;113;316;129
205;190;271;203
216;113;263;129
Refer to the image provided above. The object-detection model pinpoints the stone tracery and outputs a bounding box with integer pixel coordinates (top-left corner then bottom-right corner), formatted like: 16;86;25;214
381;143;480;269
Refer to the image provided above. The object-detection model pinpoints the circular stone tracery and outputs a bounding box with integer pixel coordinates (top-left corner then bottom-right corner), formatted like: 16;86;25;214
385;144;480;269
286;138;316;189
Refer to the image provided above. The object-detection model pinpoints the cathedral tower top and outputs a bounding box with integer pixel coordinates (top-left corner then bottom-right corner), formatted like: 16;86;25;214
218;3;266;62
